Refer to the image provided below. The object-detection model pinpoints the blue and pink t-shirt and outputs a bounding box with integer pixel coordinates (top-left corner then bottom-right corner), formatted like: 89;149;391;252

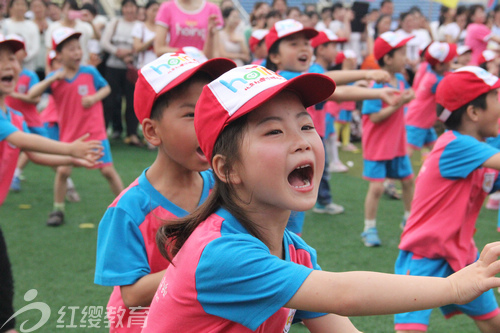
0;107;28;206
361;73;410;161
5;68;41;128
144;207;326;332
405;69;444;129
95;169;214;333
47;65;108;142
155;0;223;51
399;131;500;272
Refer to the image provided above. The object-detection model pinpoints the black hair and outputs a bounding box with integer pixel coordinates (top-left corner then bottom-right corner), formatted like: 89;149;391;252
305;10;318;19
81;3;96;16
377;47;397;68
320;6;332;15
150;72;213;121
437;92;488;130
468;4;484;25
374;14;391;39
399;11;410;28
266;9;281;19
222;6;235;19
286;6;300;17
121;0;137;8
438;5;451;27
8;0;27;10
380;0;392;6
144;0;157;10
55;34;79;52
409;6;422;16
265;38;280;72
62;0;79;11
495;4;500;13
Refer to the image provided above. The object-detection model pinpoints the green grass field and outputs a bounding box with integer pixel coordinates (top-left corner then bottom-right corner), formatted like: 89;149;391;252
2;141;499;332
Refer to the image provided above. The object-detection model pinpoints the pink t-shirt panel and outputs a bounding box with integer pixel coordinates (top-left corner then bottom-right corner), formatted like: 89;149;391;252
465;23;492;65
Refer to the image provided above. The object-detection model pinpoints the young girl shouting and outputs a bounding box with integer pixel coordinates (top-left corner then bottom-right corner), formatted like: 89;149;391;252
144;65;500;332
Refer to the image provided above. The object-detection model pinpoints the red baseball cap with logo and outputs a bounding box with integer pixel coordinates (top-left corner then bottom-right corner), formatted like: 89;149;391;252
374;31;414;60
249;29;269;53
436;66;500;122
424;41;457;66
310;30;347;48
0;34;24;53
133;53;236;124
194;65;336;162
265;19;318;51
478;49;497;65
335;49;356;65
52;27;81;50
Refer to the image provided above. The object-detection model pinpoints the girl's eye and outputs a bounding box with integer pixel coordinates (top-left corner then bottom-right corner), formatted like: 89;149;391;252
184;113;195;118
266;129;282;135
302;125;315;130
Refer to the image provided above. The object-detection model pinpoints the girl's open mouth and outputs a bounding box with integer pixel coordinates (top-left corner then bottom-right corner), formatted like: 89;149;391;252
288;164;313;189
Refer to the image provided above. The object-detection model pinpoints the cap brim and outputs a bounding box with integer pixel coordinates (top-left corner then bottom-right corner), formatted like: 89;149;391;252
224;73;335;130
0;40;24;53
395;36;414;49
56;32;82;49
156;58;237;98
444;43;458;63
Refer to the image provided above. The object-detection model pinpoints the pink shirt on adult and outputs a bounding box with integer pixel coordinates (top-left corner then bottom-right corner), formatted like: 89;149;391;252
465;23;492;65
155;0;223;50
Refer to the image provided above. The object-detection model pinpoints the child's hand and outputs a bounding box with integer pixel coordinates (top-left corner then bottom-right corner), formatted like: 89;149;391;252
82;95;96;108
448;242;500;305
53;68;67;80
400;89;415;105
69;133;103;159
379;87;401;106
71;156;102;169
207;14;220;35
366;70;391;83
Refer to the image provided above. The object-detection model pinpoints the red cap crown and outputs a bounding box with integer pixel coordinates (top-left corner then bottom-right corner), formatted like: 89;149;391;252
52;27;81;50
265;19;318;51
194;65;336;163
374;31;414;60
424;42;457;66
436;66;500;122
310;30;347;48
478;49;497;65
249;29;269;53
0;33;25;53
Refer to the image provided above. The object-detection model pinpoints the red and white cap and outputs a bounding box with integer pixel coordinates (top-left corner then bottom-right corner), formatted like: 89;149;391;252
176;46;208;63
457;45;471;56
0;34;24;53
374;31;414;60
249;29;269;52
133;53;236;124
424;42;457;66
47;50;57;65
265;19;318;51
194;65;336;162
335;49;356;65
52;27;81;50
478;49;497;65
310;30;347;48
436;66;500;122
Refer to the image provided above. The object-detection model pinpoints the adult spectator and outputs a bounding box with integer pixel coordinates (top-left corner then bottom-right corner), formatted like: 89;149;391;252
315;6;332;32
272;0;287;19
101;0;141;146
218;6;249;66
330;3;353;40
249;2;270;30
436;5;456;42
379;0;397;30
3;0;40;71
80;3;102;67
265;10;281;30
47;1;61;22
362;14;391;69
29;0;49;79
45;0;93;64
465;4;500;65
154;0;222;59
444;5;467;46
286;6;300;21
132;0;158;69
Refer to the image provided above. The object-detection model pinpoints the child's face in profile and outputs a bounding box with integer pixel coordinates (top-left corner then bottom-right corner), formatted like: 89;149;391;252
275;32;312;72
318;42;337;66
155;79;210;172
59;38;82;70
233;91;324;213
478;89;500;139
0;47;20;96
386;46;407;73
457;52;471;66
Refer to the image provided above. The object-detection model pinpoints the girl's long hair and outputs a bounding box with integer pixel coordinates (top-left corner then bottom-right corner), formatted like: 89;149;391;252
156;115;266;263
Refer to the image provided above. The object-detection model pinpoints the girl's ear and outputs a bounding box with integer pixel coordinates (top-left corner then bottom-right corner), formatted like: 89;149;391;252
212;154;242;185
466;104;480;122
142;118;160;147
268;51;281;67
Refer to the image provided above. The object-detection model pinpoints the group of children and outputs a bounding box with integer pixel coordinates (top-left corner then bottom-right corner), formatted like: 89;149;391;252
3;14;500;332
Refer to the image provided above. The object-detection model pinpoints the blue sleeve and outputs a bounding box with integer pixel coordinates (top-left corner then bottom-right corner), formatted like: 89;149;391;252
26;70;39;89
94;205;150;286
395;73;410;89
196;235;314;331
362;82;383;115
44;71;55;94
440;134;500;179
431;75;443;94
89;66;108;90
0;114;20;140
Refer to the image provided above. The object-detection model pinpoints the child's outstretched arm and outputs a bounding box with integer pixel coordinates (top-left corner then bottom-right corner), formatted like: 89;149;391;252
366;88;414;123
324;69;391;86
120;269;167;308
303;313;360;333
330;85;400;105
285;241;500;317
9;91;41;104
6;131;102;160
82;85;111;108
27;69;66;99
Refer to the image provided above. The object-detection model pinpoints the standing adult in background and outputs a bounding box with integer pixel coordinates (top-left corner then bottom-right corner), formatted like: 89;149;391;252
80;3;103;67
444;5;467;46
272;0;287;19
45;0;93;65
154;0;222;59
47;1;61;22
245;1;270;44
218;6;249;66
315;6;332;32
101;0;141;146
465;4;500;65
30;0;49;79
3;0;40;71
436;5;456;42
379;0;397;31
132;0;158;69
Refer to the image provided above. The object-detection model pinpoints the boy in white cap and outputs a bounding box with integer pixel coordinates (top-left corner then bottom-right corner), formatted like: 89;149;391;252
28;27;123;226
396;66;500;332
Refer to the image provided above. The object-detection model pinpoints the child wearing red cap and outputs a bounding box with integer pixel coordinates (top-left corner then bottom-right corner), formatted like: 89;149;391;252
248;29;268;65
144;64;500;333
395;66;500;333
94;53;236;333
405;41;457;158
0;34;102;333
28;27;123;226
361;31;416;247
478;49;500;77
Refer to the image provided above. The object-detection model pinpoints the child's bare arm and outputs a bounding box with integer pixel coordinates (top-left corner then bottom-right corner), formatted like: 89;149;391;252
482;153;500;169
330;85;399;104
285;241;500;317
27;70;65;99
25;151;99;168
6;131;102;160
303;314;360;333
9;92;41;104
82;85;111;108
120;270;166;308
323;69;391;86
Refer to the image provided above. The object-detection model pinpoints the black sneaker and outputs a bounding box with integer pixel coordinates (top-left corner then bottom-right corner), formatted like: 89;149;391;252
47;211;64;227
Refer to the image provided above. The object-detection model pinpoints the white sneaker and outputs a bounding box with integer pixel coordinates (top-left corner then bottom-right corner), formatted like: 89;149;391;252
328;161;348;173
313;202;345;215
